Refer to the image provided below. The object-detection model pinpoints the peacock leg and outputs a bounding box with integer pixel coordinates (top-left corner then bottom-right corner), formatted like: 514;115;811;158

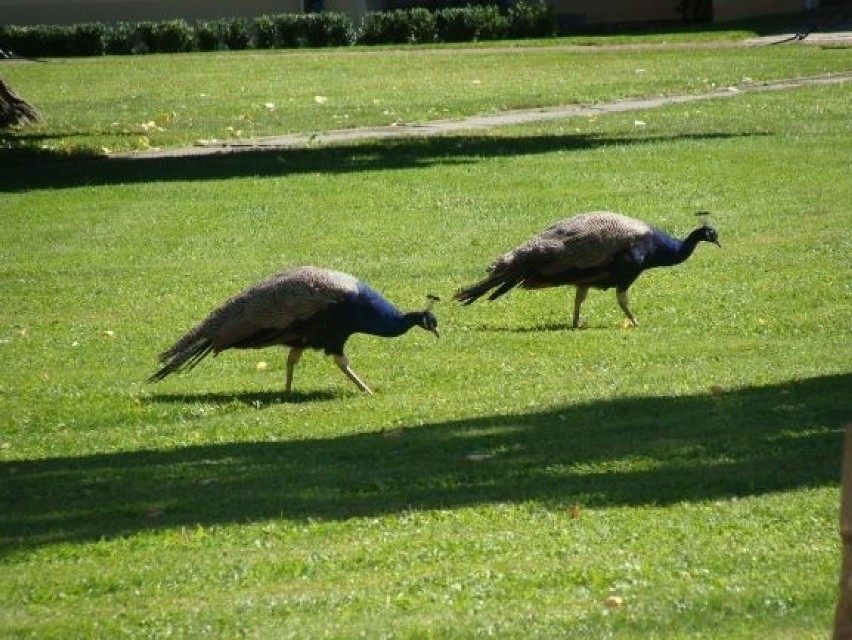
572;286;589;328
616;289;639;327
285;347;304;392
333;354;374;395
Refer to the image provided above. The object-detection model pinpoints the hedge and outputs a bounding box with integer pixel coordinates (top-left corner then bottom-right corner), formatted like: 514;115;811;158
0;2;556;57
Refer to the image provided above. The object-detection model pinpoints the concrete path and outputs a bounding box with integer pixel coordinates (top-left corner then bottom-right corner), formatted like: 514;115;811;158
744;30;852;47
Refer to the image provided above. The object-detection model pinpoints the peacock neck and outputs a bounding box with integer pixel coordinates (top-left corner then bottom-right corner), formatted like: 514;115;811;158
366;311;420;338
646;228;701;268
353;284;419;338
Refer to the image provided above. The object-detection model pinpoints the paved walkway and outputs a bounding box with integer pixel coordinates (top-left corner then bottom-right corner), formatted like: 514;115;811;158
744;30;852;47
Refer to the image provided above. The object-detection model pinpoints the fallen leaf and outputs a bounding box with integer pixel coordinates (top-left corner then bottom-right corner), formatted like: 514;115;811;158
154;111;175;125
604;595;624;608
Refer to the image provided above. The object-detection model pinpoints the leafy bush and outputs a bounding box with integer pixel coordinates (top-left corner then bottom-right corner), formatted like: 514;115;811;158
507;0;556;38
435;5;508;42
0;25;40;57
68;23;106;56
154;19;195;52
193;17;251;50
0;24;77;57
474;5;510;40
222;17;251;50
0;3;554;58
103;22;139;55
358;8;435;45
303;12;355;47
253;15;278;48
253;12;353;49
406;7;438;43
103;20;194;55
194;20;223;51
132;22;158;53
271;14;304;48
359;10;411;45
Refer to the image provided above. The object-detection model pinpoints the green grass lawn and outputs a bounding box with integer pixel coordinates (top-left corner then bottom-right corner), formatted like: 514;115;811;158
2;40;851;154
1;38;851;638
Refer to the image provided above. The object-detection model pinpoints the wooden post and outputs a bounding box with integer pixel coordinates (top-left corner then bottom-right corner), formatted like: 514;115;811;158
834;424;852;640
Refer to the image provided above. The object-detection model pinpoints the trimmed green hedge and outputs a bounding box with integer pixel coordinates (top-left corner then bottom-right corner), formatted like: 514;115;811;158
359;8;437;45
0;2;556;57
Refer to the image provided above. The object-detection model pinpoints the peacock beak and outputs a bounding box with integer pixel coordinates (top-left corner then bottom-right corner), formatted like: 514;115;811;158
430;327;440;339
713;239;722;248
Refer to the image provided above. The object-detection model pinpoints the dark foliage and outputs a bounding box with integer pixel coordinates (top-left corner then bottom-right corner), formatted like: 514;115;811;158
435;5;508;42
359;8;436;44
1;3;554;56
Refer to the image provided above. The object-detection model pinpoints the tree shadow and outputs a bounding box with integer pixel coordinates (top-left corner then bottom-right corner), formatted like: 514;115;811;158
0;131;756;193
473;321;612;333
1;373;847;554
148;389;341;406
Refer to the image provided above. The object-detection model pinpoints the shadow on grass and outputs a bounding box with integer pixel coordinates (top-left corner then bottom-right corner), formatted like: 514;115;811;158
148;389;341;406
0;131;756;193
1;373;848;553
475;321;594;333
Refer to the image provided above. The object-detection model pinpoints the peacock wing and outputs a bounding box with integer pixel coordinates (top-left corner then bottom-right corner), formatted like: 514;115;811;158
537;212;652;275
206;266;360;349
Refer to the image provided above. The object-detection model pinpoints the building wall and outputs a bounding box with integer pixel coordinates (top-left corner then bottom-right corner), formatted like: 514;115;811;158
714;0;818;22
549;0;680;25
0;0;304;26
0;0;820;27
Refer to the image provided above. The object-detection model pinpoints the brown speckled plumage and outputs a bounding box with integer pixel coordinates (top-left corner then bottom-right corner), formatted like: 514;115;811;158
489;212;651;275
153;267;358;366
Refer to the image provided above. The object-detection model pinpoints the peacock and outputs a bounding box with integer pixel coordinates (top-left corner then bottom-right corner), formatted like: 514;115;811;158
148;266;440;395
454;211;720;328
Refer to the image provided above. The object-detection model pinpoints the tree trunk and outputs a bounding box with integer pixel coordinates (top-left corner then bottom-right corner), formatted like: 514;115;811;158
834;424;852;639
0;77;41;128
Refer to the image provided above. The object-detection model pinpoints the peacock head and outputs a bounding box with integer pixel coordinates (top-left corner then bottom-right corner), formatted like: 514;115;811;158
698;225;721;248
420;294;441;338
695;211;721;248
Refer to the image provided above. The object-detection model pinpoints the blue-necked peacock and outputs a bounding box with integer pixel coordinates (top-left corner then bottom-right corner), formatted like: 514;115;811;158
454;211;720;327
149;266;440;394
